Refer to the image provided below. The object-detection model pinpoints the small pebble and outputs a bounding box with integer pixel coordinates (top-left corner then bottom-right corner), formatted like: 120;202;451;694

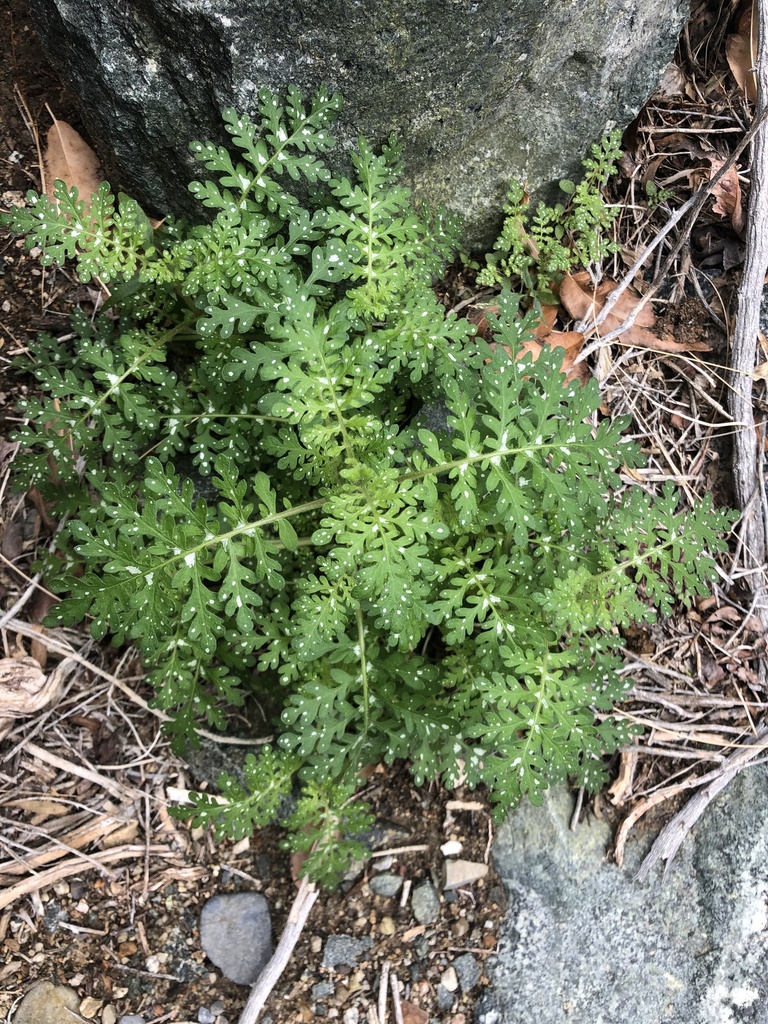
81;997;104;1018
368;872;403;898
443;859;489;890
102;1007;118;1024
117;1017;147;1024
13;983;80;1024
378;916;396;935
452;952;480;991
343;1010;359;1024
440;840;463;857
210;1003;225;1017
441;966;459;992
200;892;272;986
310;935;323;953
312;982;335;999
322;934;373;969
198;1009;216;1024
436;983;456;1011
411;880;440;924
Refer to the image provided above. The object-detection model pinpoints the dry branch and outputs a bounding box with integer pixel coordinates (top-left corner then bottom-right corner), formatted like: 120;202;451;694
728;0;768;647
237;876;319;1024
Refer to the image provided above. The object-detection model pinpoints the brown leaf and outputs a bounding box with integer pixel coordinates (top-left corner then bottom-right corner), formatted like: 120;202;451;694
725;3;757;103
560;272;655;328
559;273;710;353
532;303;559;339
709;157;746;237
401;1002;429;1024
44;116;102;209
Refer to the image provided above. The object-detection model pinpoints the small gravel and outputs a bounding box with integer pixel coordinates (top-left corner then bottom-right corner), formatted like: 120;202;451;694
368;872;403;897
199;892;272;985
411;880;441;924
436;983;456;1011
322;935;374;969
452;952;481;991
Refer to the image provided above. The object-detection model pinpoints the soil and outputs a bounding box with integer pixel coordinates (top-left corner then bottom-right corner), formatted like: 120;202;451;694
1;2;766;1024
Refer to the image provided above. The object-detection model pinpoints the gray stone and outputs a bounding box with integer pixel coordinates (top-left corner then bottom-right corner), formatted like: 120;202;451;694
197;1010;216;1024
12;983;81;1024
312;982;335;999
322;934;374;969
200;892;272;986
481;766;768;1024
368;872;403;898
451;952;479;992
435;983;456;1011
27;0;686;248
411;879;441;924
117;1018;147;1024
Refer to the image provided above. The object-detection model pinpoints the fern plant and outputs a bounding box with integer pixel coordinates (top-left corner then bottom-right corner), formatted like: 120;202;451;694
2;89;734;885
479;131;622;302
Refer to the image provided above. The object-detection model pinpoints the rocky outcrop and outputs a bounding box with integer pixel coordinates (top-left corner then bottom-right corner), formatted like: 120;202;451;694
28;0;688;247
477;767;768;1024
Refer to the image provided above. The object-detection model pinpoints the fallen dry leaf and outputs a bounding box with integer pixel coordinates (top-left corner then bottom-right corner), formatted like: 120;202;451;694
0;656;74;740
709;157;746;237
44;115;102;209
401;1001;429;1024
560;272;711;354
478;300;589;383
726;2;757;103
753;361;768;381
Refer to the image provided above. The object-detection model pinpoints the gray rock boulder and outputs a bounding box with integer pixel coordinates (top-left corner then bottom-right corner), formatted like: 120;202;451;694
28;0;686;248
477;766;768;1024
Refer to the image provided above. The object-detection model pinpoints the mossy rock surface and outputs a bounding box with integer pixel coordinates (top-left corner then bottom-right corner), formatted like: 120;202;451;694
28;0;687;247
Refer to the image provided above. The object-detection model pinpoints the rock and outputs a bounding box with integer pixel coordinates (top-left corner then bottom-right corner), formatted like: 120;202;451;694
442;858;488;890
199;892;272;986
27;0;687;248
116;1018;147;1024
322;934;373;969
312;982;335;999
378;915;396;935
197;1010;216;1024
440;966;459;992
13;982;83;1024
368;872;403;897
451;952;479;992
435;983;456;1011
440;840;463;857
481;766;768;1024
411;880;440;924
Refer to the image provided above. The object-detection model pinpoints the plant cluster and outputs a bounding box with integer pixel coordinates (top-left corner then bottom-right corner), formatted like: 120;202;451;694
479;131;622;302
2;89;734;885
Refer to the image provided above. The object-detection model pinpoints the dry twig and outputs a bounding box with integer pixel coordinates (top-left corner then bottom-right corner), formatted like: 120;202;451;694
635;723;768;879
237;876;319;1024
728;0;768;651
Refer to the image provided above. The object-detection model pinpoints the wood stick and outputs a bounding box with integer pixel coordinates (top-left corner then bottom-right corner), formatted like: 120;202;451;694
0;845;171;911
728;0;768;656
635;724;768;880
378;961;390;1024
237;876;319;1024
